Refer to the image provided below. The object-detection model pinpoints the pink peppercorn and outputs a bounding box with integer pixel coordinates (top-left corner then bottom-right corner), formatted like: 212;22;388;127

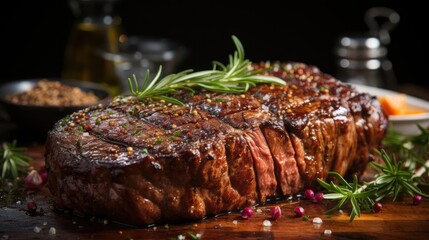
304;189;315;199
241;207;254;219
313;192;324;203
270;206;282;220
372;202;382;213
294;206;305;217
413;195;422;205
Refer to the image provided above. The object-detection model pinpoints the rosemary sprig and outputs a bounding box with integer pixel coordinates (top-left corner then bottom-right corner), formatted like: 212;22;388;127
1;140;31;180
127;35;286;105
368;149;429;201
317;173;377;222
318;144;428;222
382;124;429;181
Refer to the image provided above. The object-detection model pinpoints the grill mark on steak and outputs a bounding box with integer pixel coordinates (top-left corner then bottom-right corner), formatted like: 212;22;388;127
109;96;166;119
78;100;237;156
184;93;262;117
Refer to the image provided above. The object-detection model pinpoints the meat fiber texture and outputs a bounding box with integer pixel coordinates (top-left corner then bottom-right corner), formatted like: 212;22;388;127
45;62;388;226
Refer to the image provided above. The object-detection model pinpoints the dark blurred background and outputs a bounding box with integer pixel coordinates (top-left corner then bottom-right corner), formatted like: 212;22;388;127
1;0;427;94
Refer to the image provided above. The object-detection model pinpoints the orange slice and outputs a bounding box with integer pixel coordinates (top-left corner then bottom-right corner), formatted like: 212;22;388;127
378;94;427;116
378;94;407;115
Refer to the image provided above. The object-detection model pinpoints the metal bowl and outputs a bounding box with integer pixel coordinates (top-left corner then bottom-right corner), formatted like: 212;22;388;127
0;79;111;142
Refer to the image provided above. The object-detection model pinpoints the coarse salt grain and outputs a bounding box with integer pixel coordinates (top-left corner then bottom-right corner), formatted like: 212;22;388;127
48;227;56;235
33;226;42;233
312;217;323;224
262;94;270;101
178;234;185;240
324;229;332;235
256;208;262;213
262;220;272;227
232;220;238;225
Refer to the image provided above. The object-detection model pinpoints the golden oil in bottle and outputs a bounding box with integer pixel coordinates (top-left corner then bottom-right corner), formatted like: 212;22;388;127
62;0;124;96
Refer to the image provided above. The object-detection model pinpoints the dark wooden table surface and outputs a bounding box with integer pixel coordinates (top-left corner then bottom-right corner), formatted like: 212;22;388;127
1;145;429;240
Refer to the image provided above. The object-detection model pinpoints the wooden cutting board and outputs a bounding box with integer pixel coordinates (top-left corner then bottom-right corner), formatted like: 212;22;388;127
1;145;429;240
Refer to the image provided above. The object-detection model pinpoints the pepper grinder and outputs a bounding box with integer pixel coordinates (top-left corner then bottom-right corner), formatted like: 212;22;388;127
333;7;400;89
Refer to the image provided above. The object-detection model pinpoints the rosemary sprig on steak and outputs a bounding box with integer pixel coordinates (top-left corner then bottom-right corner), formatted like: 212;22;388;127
128;35;286;105
1;140;31;180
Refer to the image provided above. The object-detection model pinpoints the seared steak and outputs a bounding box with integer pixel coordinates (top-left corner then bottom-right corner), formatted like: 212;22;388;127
45;61;388;226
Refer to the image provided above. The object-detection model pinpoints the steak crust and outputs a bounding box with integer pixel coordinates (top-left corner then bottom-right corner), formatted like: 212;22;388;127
45;61;388;226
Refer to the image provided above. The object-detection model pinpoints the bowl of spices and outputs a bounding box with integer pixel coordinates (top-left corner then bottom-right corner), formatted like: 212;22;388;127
0;79;111;141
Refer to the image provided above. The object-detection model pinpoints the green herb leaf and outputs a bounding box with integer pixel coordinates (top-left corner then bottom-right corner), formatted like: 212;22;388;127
319;125;429;222
382;124;429;181
187;231;200;239
127;35;286;105
0;140;31;179
369;149;429;201
317;172;375;222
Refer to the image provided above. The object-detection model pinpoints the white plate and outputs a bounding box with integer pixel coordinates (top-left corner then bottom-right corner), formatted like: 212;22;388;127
352;84;429;136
